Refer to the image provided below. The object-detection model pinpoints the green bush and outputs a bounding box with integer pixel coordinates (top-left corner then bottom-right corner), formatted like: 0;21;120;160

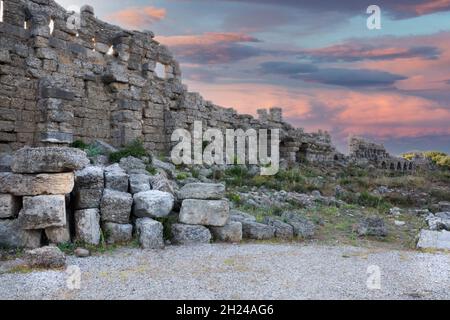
227;192;242;205
109;139;148;163
71;140;88;149
176;173;189;180
70;140;102;158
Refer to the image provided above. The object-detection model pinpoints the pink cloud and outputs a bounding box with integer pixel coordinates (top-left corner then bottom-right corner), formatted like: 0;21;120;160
106;6;166;29
155;32;262;64
184;80;450;140
353;32;450;91
400;0;450;15
156;32;260;46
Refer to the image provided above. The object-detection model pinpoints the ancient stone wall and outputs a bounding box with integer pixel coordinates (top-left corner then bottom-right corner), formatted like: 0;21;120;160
349;136;415;171
0;0;182;153
0;0;340;164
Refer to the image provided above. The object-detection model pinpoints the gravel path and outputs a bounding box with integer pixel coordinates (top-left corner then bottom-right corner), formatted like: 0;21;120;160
0;243;449;300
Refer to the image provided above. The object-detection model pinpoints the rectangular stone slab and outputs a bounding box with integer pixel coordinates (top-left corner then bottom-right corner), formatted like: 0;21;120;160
179;199;229;227
177;183;225;200
19;195;66;230
0;172;74;196
12;147;89;173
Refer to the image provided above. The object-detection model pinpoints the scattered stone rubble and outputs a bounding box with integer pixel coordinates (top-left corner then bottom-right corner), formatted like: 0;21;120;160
416;201;450;250
0;0;447;259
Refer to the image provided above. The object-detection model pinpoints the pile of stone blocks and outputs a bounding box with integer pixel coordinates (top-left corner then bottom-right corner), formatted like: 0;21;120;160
71;156;175;249
120;156;174;249
174;183;241;244
0;147;88;248
73;160;134;246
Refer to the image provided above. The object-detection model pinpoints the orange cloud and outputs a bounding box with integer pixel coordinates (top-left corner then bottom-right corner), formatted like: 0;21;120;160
106;6;166;29
156;32;260;46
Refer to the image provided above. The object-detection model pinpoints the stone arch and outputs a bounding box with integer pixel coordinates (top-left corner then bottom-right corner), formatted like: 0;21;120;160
397;162;402;171
390;163;395;170
409;162;413;170
381;161;387;169
403;162;408;171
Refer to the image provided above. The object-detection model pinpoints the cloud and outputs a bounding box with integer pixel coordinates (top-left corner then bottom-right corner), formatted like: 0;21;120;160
184;80;450;141
156;32;264;64
259;61;318;75
106;6;166;29
355;32;450;91
156;32;260;46
400;0;450;16
299;68;407;87
182;79;450;153
299;44;440;63
203;0;450;18
257;61;407;88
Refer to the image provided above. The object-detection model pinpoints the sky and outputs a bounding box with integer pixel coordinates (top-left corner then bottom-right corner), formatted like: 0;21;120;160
55;0;450;154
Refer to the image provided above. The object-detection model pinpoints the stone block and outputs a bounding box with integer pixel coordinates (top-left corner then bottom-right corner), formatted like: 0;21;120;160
75;209;101;245
135;218;164;249
19;195;66;230
171;224;211;245
210;221;242;243
0;172;74;196
74;189;103;209
177;183;225;200
0;194;21;218
102;222;133;244
179;199;229;227
133;190;174;218
75;166;104;189
12;147;89;173
100;189;133;223
0;219;42;249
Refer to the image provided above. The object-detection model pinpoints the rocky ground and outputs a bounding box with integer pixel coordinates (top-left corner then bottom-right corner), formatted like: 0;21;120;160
0;243;448;300
1;143;450;300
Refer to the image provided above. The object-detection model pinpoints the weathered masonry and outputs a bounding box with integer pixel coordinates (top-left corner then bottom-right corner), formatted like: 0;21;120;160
0;0;343;165
349;137;415;171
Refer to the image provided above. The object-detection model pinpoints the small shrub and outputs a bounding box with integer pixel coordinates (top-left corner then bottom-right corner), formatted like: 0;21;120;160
146;165;157;175
227;192;242;205
85;145;102;158
191;168;200;179
109;139;147;163
176;173;189;180
57;242;77;255
71;140;88;150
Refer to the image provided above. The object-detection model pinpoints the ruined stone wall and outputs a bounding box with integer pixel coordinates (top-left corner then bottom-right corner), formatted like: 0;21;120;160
0;0;340;164
349;136;415;171
0;0;182;153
